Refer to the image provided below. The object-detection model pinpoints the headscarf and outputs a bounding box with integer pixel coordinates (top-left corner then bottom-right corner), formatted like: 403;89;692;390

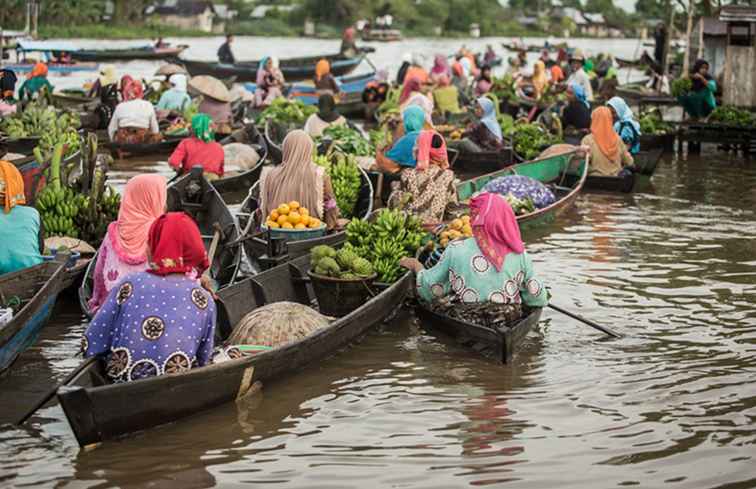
120;75;143;101
570;82;589;109
403;92;434;124
590;107;620;163
261;130;324;219
431;55;450;76
584;59;595;73
317;93;340;123
411;53;424;67
98;65;117;87
271;57;280;70
343;27;356;42
415;130;448;171
451;62;464;78
110;174;167;263
437;74;451;87
470;192;524;272
170;73;187;92
606;96;640;139
477;97;502;142
0;160;26;213
691;59;712;91
0;69;17;99
147;212;209;276
28;62;47;80
532;60;548;93
550;64;564;83
191;113;214;142
400;77;422;104
385;106;425;167
315;59;331;81
256;56;270;85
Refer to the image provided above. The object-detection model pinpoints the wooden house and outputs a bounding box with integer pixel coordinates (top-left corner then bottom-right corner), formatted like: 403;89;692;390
719;6;756;108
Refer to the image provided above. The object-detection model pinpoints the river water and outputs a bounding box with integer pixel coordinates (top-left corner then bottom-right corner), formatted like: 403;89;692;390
1;37;756;488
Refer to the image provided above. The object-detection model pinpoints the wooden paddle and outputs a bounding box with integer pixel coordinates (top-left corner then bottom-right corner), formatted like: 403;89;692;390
548;303;622;338
15;356;98;425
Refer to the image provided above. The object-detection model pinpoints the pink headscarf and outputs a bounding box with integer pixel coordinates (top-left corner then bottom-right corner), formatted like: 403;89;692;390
400;77;422;104
415;130;449;171
431;55;450;76
470;192;524;272
109;174;167;264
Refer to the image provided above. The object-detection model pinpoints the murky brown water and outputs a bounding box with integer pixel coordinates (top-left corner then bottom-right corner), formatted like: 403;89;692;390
2;37;756;488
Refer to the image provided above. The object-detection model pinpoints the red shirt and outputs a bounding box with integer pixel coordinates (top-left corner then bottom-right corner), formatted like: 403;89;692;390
168;137;225;176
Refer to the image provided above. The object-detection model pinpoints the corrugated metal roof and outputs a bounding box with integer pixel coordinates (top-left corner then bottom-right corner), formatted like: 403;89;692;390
702;17;728;36
720;5;756;23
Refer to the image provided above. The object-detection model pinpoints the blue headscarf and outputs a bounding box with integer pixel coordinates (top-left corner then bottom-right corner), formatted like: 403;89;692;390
256;56;270;85
607;96;641;153
570;83;590;109
477;96;502;142
385;106;425;167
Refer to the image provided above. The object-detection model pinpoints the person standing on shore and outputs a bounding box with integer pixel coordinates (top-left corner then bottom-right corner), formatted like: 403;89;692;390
218;34;235;64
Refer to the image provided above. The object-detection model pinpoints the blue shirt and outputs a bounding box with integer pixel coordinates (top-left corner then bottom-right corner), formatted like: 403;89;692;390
0;205;43;275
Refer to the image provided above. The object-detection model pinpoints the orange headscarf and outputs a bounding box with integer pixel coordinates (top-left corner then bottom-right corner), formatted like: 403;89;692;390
28;62;48;80
0;160;26;213
591;107;620;163
532;60;548;93
315;59;330;81
550;64;564;83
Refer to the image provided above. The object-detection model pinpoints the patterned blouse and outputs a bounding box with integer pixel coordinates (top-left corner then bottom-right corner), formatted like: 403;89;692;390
83;272;216;383
416;238;549;307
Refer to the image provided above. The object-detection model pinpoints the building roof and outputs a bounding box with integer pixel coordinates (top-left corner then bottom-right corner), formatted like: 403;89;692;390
152;0;215;17
701;17;728;37
720;5;756;23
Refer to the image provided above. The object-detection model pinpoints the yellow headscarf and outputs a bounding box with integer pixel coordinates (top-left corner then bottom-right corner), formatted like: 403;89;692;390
532;60;548;94
0;160;27;213
315;59;330;81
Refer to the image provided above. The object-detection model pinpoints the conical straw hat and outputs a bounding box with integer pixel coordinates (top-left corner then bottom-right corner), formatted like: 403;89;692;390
189;75;232;102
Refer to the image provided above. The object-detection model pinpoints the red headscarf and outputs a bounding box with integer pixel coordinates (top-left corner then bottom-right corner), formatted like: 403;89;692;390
400;77;422;104
343;27;356;42
147;212;209;276
470;192;524;272
120;75;143;101
28;62;48;79
415;130;449;171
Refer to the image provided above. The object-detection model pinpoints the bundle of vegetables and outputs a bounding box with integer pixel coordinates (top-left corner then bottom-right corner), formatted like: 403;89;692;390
257;98;316;125
491;75;516;102
639;112;674;135
1;102;81;157
508;122;559;160
435;215;473;249
369;127;391;149
670;78;692;97
345;209;426;283
708;106;756;128
35;144;120;244
503;193;537;215
310;245;375;280
376;87;401;119
313;152;363;218
317;125;374;156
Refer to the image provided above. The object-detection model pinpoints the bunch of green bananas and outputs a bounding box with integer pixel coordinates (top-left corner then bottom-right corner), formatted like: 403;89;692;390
77;186;121;245
329;153;361;218
36;186;89;239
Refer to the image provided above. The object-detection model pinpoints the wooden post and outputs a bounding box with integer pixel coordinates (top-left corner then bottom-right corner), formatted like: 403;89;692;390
682;0;695;74
698;17;704;60
662;1;675;75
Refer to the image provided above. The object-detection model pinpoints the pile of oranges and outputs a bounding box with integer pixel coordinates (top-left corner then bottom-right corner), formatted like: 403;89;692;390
265;201;323;230
437;215;473;247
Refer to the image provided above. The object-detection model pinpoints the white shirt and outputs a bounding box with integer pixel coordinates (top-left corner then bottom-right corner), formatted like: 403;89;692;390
567;68;594;102
108;99;159;141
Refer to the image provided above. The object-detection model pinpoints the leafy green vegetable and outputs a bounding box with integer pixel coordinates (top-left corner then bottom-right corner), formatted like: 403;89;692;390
317;125;374;156
671;78;693;97
508;122;559;160
708;106;756;128
257;98;317;125
639;112;673;135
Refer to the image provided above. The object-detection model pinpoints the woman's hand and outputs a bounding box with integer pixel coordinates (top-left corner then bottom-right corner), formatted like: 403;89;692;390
200;274;219;300
399;257;425;273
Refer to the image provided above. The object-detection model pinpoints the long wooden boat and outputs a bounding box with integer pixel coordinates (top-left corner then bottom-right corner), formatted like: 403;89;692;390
634;147;663;177
286;71;377;119
210;124;270;198
456;149;588;231
452;147;515;175
103;136;184;159
0;260;67;373
6;62;99;75
415;305;543;364
361;29;403;42
58;255;413;447
68;45;188;62
51;90;97;110
180;53;364;83
78;168;242;318
237;167;375;270
564;169;636;193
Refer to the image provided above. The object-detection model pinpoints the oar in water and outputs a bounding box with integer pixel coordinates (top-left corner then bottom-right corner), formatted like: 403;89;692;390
548;303;622;338
15;356;98;426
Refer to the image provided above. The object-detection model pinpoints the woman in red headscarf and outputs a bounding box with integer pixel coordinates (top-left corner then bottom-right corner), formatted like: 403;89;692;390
107;75;161;144
83;212;216;383
400;192;548;310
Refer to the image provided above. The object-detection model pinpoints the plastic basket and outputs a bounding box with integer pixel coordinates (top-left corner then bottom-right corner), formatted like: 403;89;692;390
261;223;327;243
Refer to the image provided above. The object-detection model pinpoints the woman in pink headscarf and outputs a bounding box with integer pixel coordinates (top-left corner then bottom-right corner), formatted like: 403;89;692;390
430;55;451;84
387;130;457;225
88;174;167;313
400;192;549;308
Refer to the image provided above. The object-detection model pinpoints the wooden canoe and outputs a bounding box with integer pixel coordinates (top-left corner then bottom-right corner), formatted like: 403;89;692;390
633;147;664;177
78;168;242;318
237;167;375;270
57;255;413;447
180;53;364;83
52;91;97;110
452;146;515;176
456;149;588;231
415;305;543;364
103;136;184;159
0;260;67;373
564;170;636;193
69;45;188;62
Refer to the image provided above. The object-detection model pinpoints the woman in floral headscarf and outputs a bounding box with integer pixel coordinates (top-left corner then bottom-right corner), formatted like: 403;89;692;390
400;192;548;310
84;212;216;383
0;161;43;275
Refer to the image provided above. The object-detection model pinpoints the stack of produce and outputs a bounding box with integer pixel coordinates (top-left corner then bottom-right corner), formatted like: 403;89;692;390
491;75;516;103
708;106;756;128
313;152;362;219
317;125;374;156
310;245;375;280
507;122;559;160
264;200;323;230
639;112;674;135
435;216;473;248
345;209;426;283
670;78;692;97
258;98;317;125
1;102;81;158
376;87;400;120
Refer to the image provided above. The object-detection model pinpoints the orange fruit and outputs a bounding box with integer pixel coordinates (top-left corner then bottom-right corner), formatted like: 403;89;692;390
294;223;307;229
281;222;294;229
300;207;309;217
277;203;290;215
461;215;470;223
270;210;280;221
287;211;301;224
308;218;321;228
288;200;300;210
451;218;463;231
462;224;472;236
267;220;280;229
276;215;288;226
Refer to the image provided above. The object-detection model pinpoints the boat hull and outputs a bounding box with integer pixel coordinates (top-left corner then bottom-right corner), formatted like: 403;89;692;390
181;54;363;82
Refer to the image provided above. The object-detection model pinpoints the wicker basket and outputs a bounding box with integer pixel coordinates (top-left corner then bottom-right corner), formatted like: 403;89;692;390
308;271;378;317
